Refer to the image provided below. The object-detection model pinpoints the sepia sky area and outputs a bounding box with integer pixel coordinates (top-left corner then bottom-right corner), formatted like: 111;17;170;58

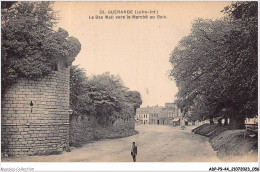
54;1;232;107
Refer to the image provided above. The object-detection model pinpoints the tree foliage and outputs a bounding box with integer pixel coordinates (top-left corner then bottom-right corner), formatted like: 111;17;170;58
70;66;142;125
1;2;81;94
169;2;257;128
70;66;94;117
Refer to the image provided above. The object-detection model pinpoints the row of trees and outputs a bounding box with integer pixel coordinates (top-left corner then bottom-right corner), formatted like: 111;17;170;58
70;66;142;125
1;2;81;94
1;1;142;125
169;2;257;129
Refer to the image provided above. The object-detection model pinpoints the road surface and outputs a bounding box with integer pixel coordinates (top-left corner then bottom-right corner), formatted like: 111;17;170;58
3;125;220;162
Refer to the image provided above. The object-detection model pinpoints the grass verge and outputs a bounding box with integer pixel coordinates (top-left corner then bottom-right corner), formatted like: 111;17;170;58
193;124;258;160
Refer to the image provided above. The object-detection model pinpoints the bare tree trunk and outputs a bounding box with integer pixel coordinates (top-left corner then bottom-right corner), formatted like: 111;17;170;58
217;119;222;125
209;118;214;124
224;117;228;126
229;116;245;129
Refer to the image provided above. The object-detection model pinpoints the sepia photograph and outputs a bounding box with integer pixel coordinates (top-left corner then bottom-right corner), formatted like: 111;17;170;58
1;0;259;171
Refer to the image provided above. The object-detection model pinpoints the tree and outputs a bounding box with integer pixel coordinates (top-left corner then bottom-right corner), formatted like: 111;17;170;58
170;18;231;121
222;1;258;128
70;66;142;125
1;2;81;94
125;91;142;111
169;2;257;129
87;72;142;125
70;66;94;117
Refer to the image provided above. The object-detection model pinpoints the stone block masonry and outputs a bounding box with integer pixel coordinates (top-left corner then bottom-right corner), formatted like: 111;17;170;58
1;67;70;157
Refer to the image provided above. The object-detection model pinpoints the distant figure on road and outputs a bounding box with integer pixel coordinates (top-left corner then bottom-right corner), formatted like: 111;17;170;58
180;118;186;130
131;142;137;162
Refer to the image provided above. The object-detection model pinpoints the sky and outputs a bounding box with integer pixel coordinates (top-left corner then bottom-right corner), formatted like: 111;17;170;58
53;1;232;107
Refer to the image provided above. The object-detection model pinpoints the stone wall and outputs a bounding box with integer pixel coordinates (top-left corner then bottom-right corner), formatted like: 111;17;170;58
1;67;70;157
69;115;136;146
69;115;96;144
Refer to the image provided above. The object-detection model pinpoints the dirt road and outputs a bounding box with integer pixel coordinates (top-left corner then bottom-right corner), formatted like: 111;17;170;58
3;125;220;162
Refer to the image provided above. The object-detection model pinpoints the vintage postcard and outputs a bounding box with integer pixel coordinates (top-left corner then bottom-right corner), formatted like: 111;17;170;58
1;0;258;171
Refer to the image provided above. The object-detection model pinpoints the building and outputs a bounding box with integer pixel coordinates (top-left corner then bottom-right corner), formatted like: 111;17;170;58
135;106;161;124
135;103;183;126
